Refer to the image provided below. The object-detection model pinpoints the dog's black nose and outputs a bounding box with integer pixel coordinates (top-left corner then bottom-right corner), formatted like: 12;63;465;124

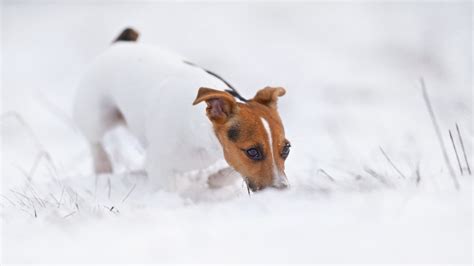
271;181;289;190
272;174;289;190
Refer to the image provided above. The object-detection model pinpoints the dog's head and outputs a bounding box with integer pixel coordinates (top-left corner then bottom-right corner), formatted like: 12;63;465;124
193;87;290;191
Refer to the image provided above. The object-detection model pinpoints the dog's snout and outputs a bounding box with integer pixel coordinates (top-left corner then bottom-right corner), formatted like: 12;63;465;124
272;174;289;190
272;182;288;190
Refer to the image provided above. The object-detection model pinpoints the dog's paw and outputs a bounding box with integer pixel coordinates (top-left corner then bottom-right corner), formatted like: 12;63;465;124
207;167;240;189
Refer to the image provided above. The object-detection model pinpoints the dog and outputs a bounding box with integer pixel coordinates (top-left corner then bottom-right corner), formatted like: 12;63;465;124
73;28;290;192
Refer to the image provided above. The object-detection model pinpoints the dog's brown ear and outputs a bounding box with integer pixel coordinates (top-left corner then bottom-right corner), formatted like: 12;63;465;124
193;87;238;123
252;86;286;108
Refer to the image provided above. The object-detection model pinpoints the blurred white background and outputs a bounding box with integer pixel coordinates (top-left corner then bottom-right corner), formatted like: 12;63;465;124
1;1;472;264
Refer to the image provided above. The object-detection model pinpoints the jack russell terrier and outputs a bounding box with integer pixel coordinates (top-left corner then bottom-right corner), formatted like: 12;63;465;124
74;28;290;192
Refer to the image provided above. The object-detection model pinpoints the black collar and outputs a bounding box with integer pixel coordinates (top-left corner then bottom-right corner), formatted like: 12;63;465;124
183;60;248;102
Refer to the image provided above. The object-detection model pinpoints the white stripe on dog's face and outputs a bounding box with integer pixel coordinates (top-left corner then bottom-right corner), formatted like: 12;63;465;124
260;117;288;188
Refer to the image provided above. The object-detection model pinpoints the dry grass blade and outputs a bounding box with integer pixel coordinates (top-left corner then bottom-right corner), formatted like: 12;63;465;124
18;207;36;218
104;205;120;214
122;183;137;203
379;146;406;179
26;186;46;208
23;180;47;208
449;129;463;175
0;194;17;207
317;168;336;183
107;177;112;199
244;177;251;196
420;78;459;190
9;192;30;209
456;123;471;175
63;211;77;219
363;167;392;187
28;151;58;181
10;189;34;205
0;111;43;151
58;186;65;208
37;90;81;135
10;189;39;218
415;162;421;185
49;193;60;206
1;112;59;181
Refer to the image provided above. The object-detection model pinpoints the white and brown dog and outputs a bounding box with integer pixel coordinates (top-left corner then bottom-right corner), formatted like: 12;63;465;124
74;28;290;192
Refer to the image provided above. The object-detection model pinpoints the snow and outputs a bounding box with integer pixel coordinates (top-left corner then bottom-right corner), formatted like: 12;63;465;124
1;1;472;264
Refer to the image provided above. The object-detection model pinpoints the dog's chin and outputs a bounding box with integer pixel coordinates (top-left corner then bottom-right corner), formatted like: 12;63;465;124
244;177;290;192
244;177;262;192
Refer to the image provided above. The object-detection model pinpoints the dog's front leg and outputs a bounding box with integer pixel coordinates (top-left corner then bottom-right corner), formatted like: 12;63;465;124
207;167;240;189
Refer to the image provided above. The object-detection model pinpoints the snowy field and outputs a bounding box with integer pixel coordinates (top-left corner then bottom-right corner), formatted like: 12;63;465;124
1;1;472;264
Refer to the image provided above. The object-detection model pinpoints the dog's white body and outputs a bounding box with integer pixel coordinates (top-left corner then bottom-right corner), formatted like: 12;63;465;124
74;42;228;189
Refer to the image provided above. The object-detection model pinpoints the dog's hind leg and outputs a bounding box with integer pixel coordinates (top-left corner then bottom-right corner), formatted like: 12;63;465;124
90;142;113;174
89;108;126;174
74;93;126;174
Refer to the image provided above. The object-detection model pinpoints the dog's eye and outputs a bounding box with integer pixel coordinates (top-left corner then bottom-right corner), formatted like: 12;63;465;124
246;148;263;161
281;143;291;159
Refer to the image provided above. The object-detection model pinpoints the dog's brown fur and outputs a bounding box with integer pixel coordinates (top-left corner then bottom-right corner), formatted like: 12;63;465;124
193;87;289;191
114;28;140;42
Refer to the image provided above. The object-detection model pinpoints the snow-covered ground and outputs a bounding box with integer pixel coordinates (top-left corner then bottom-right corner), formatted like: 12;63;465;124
1;1;472;264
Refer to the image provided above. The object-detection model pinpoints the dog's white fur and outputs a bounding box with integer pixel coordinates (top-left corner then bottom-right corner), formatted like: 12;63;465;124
74;42;229;189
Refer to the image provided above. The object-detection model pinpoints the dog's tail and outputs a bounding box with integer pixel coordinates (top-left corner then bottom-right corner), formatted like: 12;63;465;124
113;27;140;43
